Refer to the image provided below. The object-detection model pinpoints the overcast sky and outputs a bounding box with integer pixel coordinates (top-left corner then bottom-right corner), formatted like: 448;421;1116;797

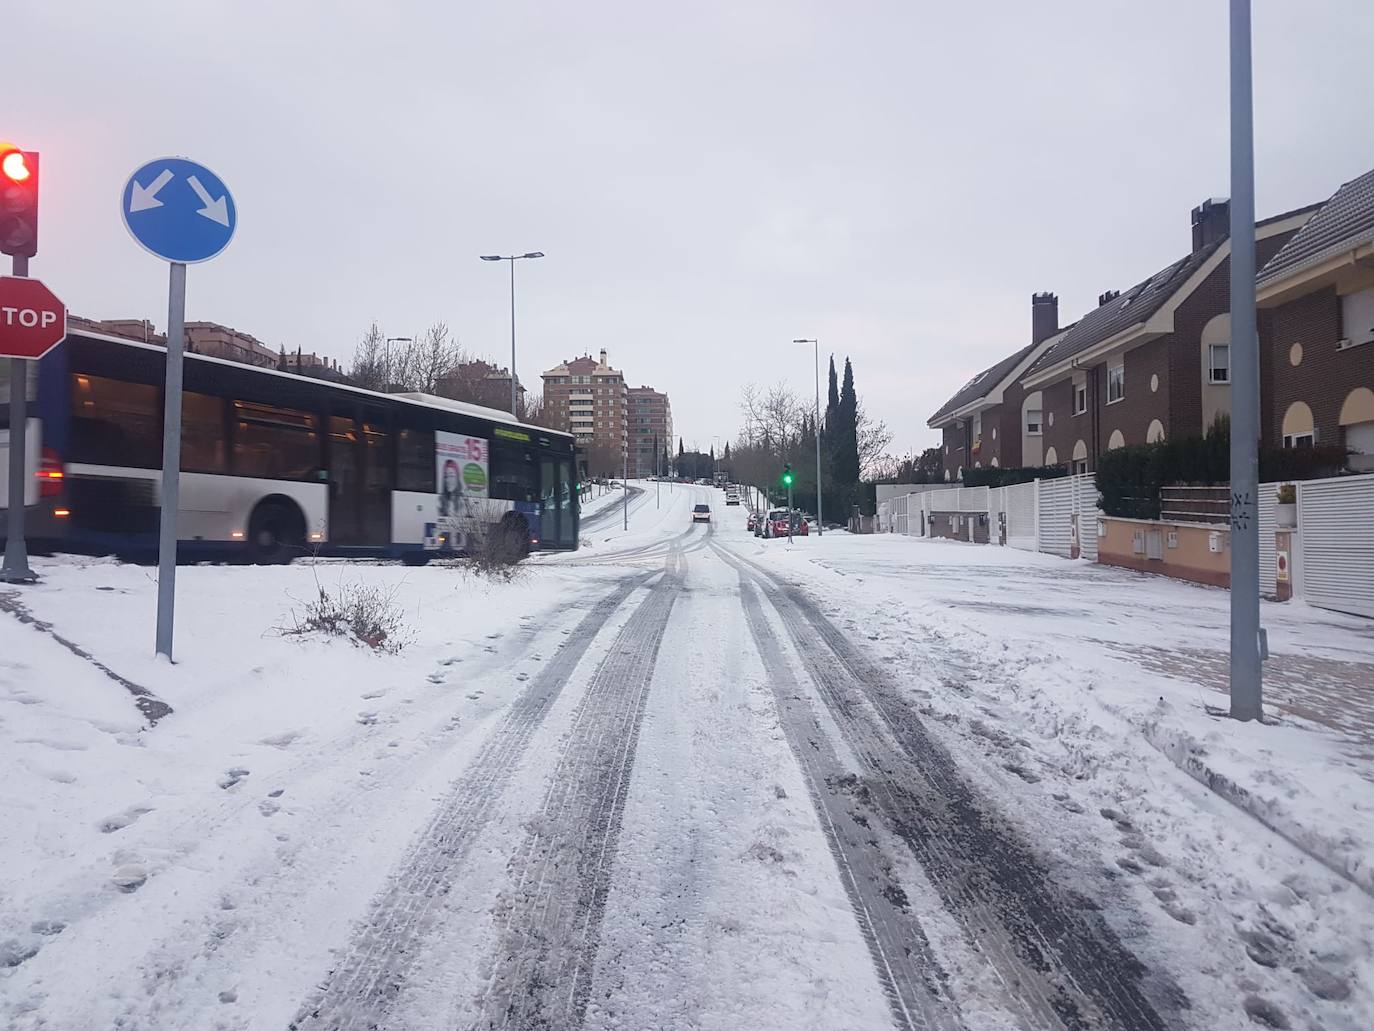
11;0;1374;455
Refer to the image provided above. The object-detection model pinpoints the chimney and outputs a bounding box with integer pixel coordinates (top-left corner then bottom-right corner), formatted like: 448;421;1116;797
1191;197;1230;251
599;348;608;367
1031;292;1058;344
1098;289;1120;307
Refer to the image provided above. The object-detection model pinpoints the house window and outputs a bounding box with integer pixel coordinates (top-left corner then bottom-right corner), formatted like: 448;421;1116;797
1025;410;1042;435
1208;344;1230;383
1283;431;1314;449
1074;384;1087;414
1341;287;1374;347
1074;459;1089;475
1107;364;1125;404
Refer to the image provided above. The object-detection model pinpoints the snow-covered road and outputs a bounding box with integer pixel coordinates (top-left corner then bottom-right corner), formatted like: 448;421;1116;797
2;483;1371;1030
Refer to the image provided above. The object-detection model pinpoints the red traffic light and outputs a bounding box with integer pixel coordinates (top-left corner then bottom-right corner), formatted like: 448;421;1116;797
1;149;31;183
0;142;39;259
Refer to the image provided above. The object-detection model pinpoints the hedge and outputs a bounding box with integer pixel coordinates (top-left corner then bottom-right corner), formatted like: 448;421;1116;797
1096;428;1349;518
961;464;1071;489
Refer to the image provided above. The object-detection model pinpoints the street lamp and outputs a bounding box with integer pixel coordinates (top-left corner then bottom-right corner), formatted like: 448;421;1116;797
793;338;823;535
480;251;545;417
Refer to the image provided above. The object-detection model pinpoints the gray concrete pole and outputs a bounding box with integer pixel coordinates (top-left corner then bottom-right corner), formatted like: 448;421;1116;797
2;253;36;584
509;258;518;419
1228;0;1262;721
814;339;823;536
787;482;794;543
155;262;187;660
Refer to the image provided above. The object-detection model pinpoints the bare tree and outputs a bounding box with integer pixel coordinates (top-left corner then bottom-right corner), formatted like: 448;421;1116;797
856;401;893;479
410;322;465;394
350;322;387;391
519;391;558;429
739;381;803;456
584;440;623;478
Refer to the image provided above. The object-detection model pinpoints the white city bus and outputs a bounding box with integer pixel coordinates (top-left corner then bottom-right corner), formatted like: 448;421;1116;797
0;328;579;563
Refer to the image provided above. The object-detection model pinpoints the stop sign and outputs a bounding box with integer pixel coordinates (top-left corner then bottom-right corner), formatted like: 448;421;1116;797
0;276;67;360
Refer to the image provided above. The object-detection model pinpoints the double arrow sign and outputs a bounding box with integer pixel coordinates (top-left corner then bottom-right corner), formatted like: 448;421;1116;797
128;168;230;227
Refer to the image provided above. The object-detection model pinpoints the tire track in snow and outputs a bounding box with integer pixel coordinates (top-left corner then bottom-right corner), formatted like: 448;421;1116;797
733;571;962;1031
717;543;1180;1031
469;545;684;1029
292;569;655;1031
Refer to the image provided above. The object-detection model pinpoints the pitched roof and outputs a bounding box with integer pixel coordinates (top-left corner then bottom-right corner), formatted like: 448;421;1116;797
929;338;1040;424
1257;166;1374;288
1025;243;1219;376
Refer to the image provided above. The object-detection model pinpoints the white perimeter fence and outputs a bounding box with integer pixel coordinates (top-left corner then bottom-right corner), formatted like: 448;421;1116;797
877;472;1374;617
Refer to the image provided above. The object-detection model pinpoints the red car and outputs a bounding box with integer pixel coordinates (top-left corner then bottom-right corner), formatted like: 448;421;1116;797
770;510;809;537
747;513;758;532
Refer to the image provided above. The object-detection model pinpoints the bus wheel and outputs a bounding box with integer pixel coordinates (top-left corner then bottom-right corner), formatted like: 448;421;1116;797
495;513;532;562
247;500;305;565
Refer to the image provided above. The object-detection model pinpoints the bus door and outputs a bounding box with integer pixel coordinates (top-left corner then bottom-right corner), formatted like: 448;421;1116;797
327;408;392;547
359;414;391;545
540;456;557;547
556;458;577;547
327;414;363;545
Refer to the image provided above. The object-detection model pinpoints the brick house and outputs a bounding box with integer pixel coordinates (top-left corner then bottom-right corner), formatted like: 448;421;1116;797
1257;166;1374;470
1020;199;1316;473
927;293;1064;481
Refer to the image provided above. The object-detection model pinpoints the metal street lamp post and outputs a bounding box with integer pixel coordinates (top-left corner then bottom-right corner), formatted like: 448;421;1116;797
1228;0;1263;721
793;338;823;535
480;251;544;418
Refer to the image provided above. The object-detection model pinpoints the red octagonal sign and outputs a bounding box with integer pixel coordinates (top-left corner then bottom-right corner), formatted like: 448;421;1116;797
0;276;67;360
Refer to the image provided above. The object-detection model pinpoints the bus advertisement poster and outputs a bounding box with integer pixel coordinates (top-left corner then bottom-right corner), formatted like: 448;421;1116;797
435;431;489;548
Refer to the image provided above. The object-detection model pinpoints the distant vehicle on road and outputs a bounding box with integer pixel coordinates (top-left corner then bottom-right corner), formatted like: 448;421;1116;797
692;504;712;523
725;492;740;505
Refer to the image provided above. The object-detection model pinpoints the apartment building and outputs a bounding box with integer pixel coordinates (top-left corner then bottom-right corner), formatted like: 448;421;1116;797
71;317;335;375
436;359;525;411
541;349;628;466
627;386;673;478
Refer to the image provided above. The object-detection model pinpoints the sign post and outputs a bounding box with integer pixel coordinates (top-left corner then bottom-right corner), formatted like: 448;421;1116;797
122;157;236;660
1;274;67;584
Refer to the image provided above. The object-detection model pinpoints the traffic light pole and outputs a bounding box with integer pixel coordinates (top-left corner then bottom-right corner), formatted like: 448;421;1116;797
787;481;794;543
2;253;36;584
155;262;187;660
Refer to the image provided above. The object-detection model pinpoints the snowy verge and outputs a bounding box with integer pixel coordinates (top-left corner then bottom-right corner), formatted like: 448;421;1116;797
1139;706;1373;897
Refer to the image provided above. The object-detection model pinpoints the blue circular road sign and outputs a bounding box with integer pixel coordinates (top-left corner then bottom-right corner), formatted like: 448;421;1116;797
122;157;237;264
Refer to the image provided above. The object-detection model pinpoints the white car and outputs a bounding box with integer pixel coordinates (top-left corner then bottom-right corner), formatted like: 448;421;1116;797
692;504;712;523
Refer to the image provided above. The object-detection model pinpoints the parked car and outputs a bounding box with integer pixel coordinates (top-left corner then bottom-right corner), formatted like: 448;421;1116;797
692;504;712;523
769;509;809;537
747;512;758;532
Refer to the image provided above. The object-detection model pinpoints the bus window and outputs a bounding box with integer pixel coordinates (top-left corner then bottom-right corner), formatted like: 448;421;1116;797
69;374;160;468
181;392;227;473
231;401;320;480
396;428;434;492
0;361;36;429
491;442;538;502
